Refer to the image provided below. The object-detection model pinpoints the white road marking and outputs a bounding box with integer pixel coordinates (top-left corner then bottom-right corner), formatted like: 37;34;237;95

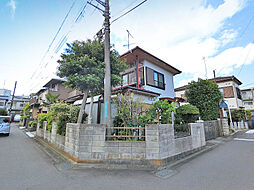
245;130;254;134
26;132;35;138
234;138;254;142
19;127;25;129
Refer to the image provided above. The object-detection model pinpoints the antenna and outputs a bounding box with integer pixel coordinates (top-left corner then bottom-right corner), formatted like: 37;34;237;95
123;30;135;51
203;57;208;79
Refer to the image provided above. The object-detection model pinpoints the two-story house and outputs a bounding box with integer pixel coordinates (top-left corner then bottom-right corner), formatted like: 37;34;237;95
241;88;254;116
29;78;78;118
175;76;243;109
114;46;181;104
73;46;182;124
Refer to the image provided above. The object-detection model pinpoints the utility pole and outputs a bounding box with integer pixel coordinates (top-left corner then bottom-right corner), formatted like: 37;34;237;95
203;57;208;79
88;0;111;126
9;81;17;117
103;0;111;127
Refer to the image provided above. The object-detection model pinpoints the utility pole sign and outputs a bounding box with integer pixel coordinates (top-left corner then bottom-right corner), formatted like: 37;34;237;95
88;0;111;126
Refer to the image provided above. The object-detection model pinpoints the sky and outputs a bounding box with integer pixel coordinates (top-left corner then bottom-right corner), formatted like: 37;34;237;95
0;0;254;96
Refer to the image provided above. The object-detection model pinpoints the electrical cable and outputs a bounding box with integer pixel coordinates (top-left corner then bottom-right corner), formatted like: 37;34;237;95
111;0;147;24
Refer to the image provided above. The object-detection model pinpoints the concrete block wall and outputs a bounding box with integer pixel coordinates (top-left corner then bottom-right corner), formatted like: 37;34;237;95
37;122;206;167
221;118;229;136
146;123;206;161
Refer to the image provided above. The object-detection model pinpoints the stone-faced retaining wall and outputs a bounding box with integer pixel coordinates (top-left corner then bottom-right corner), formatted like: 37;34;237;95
36;122;206;167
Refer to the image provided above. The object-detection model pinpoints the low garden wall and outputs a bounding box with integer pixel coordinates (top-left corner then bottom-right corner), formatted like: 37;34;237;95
36;121;206;167
202;118;230;141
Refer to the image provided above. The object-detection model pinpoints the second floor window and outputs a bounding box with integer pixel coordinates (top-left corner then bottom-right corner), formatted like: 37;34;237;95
146;67;165;89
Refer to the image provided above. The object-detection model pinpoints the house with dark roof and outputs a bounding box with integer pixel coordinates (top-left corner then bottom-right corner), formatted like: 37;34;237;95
114;46;181;103
29;78;82;118
174;76;244;109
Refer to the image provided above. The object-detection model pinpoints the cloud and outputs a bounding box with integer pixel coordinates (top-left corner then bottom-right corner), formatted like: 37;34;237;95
110;0;248;86
7;0;16;18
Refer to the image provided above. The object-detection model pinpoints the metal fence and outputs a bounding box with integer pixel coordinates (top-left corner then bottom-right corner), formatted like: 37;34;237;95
105;126;145;141
174;123;191;138
203;120;223;141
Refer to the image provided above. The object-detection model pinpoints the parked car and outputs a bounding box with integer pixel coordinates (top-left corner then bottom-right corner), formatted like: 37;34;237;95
13;114;21;122
0;116;10;136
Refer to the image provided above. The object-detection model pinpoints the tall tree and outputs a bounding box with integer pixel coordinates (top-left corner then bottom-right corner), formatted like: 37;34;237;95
57;40;127;123
185;79;223;121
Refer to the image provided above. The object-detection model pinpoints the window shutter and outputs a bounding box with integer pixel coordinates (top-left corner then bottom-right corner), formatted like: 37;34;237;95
146;67;154;85
223;86;234;98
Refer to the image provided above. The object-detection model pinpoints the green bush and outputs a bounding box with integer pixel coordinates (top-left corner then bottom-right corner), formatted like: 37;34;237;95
175;104;199;124
0;108;8;116
50;103;87;136
46;111;55;132
37;113;47;128
137;100;175;126
228;108;251;122
29;120;37;128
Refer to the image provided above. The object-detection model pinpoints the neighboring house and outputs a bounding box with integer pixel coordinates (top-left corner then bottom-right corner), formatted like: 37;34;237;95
115;46;181;102
29;78;77;118
175;76;244;109
9;95;30;117
0;89;11;110
241;88;254;116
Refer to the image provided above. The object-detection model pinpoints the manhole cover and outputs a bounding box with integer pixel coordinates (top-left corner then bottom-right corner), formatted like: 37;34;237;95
155;169;176;179
59;163;73;170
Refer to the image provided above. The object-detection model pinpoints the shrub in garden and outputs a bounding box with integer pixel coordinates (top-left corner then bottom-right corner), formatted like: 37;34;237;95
37;113;47;128
49;103;87;136
229;108;251;122
0;108;8;116
20;103;31;121
138;100;175;126
29;120;37;128
46;111;55;132
175;104;199;124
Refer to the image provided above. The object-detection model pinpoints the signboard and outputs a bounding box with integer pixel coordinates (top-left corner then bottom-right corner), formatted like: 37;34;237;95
219;100;228;108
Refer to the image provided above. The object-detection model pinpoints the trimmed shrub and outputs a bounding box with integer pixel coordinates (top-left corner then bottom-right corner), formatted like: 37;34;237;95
175;104;200;124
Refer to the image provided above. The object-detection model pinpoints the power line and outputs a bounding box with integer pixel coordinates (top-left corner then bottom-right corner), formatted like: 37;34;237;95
111;0;147;24
30;0;78;80
112;0;139;19
28;1;91;93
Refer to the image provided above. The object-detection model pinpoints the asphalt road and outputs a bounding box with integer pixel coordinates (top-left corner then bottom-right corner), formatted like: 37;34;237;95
1;124;254;190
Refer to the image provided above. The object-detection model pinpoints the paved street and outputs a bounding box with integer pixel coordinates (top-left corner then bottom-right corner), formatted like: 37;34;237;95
1;124;254;190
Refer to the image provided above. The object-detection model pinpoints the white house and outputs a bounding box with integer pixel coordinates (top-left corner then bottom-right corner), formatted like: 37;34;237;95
174;76;243;109
115;46;181;103
241;88;254;116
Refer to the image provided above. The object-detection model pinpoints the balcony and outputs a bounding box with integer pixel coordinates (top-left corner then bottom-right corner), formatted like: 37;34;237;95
115;66;144;89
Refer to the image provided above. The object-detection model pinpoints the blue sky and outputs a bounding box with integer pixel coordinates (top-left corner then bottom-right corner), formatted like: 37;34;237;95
0;0;254;95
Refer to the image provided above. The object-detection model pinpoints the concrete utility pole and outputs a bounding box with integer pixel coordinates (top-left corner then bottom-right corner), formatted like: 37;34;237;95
9;81;17;116
103;0;111;126
88;0;111;126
